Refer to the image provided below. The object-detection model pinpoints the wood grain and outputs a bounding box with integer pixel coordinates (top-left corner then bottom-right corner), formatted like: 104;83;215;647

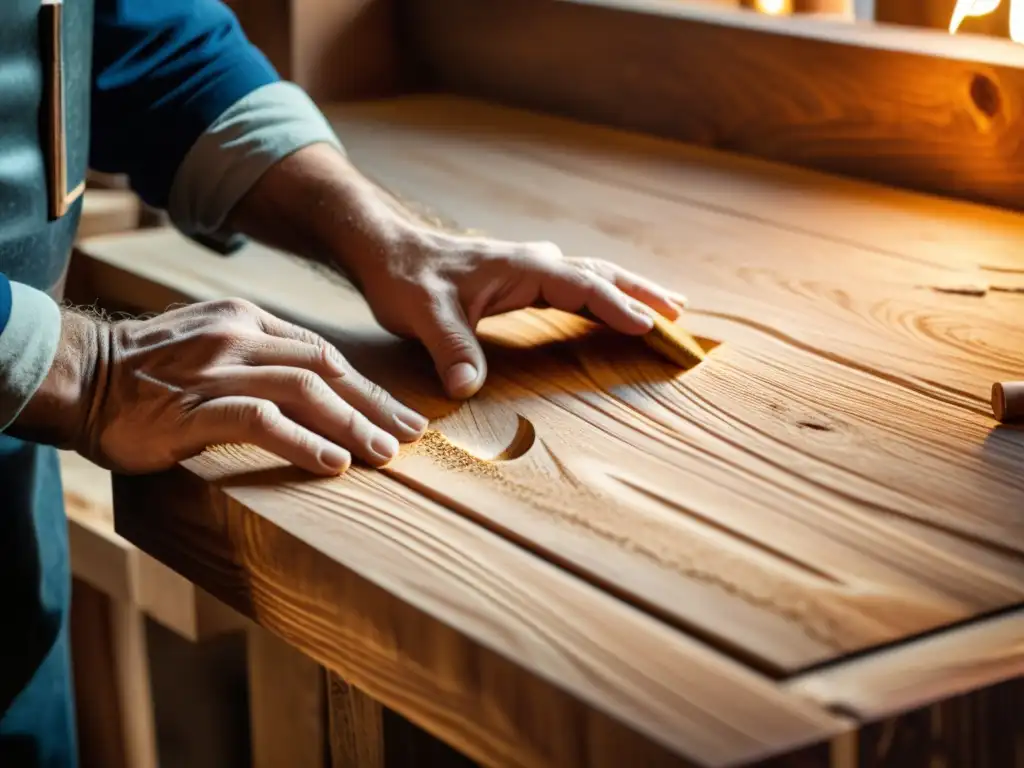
108;450;846;768
249;625;327;768
77;94;1024;675
74;94;1024;763
71;580;132;768
70;579;159;768
327;674;383;768
788;608;1024;719
836;679;1024;768
403;0;1024;213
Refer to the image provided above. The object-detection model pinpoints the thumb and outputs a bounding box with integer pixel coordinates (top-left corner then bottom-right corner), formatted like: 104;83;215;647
418;294;487;399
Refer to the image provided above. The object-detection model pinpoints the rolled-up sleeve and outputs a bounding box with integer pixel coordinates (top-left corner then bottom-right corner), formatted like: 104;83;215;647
89;0;281;210
0;275;61;431
89;0;344;249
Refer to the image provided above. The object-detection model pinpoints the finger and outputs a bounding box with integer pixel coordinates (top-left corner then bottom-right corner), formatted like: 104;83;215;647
257;310;349;355
203;367;402;467
239;335;427;442
242;336;348;378
189;396;352;476
605;265;685;320
568;258;684;320
253;311;355;375
323;363;429;442
416;291;488;399
539;266;654;335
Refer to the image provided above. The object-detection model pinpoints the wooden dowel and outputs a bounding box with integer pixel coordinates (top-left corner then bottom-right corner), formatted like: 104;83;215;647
992;381;1024;422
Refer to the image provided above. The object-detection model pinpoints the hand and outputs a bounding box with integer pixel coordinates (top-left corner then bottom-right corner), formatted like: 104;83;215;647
225;142;685;400
13;299;427;475
346;226;686;400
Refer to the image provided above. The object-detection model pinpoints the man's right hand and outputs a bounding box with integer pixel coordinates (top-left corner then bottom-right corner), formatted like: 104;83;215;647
13;298;428;475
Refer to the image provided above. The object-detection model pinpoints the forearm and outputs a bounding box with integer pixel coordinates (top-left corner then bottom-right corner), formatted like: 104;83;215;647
223;142;403;286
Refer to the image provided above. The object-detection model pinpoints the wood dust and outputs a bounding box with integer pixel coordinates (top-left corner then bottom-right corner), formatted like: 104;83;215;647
403;432;867;651
410;430;502;479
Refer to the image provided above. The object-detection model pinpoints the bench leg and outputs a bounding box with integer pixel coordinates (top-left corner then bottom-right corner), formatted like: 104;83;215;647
70;578;159;768
248;625;329;768
327;673;383;768
325;671;478;768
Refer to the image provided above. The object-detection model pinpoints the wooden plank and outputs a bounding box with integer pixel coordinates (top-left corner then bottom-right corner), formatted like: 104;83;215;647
327;674;383;768
788;609;1024;720
61;450;247;641
70;579;159;768
71;579;130;768
249;625;327;768
63;451;135;603
107;440;847;768
78;189;140;240
403;0;1024;213
73;94;1024;675
317;95;1024;275
230;0;403;101
793;677;1024;767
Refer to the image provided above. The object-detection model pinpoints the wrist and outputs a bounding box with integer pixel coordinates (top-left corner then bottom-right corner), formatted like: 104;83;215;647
228;142;415;286
314;151;414;283
11;309;106;451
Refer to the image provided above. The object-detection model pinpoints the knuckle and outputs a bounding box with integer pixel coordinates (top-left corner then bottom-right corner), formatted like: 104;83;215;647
313;339;339;368
294;325;323;346
201;325;244;355
530;240;564;261
438;330;477;356
212;297;258;317
573;256;605;274
339;403;360;436
518;240;563;267
291;370;324;399
365;381;393;410
243;401;282;430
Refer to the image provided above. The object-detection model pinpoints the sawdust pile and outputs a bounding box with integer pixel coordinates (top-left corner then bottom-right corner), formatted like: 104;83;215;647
410;430;502;479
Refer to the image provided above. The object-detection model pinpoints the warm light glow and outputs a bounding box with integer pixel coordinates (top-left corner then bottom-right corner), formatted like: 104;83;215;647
1012;0;1024;41
949;0;1024;42
755;0;790;14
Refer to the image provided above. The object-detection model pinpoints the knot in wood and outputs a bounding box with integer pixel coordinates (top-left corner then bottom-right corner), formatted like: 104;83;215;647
970;73;1002;120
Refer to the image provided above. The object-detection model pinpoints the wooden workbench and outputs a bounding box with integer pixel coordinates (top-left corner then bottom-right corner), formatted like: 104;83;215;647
71;95;1024;767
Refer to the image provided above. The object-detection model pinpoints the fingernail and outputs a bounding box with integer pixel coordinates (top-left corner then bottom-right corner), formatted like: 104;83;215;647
370;432;399;462
446;362;478;395
394;411;428;438
320;444;351;472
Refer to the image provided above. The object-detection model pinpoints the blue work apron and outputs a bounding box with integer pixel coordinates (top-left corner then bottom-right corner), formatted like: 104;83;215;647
0;0;94;765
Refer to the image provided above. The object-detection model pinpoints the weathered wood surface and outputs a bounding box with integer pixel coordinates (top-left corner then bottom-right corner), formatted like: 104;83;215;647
74;95;1024;763
404;0;1024;213
82;95;1024;670
109;443;846;768
789;608;1024;719
327;675;383;768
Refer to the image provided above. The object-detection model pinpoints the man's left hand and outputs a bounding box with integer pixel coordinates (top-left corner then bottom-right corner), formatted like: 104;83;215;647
345;225;686;399
230;142;686;401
